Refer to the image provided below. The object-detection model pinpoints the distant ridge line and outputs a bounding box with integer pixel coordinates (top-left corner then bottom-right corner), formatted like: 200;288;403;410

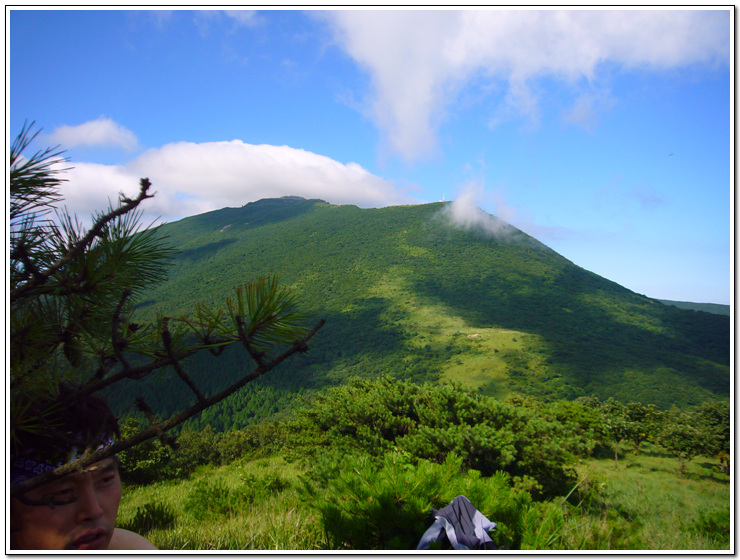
657;300;730;316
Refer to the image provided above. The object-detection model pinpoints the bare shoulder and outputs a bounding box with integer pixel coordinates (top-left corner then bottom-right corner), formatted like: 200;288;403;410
109;528;158;550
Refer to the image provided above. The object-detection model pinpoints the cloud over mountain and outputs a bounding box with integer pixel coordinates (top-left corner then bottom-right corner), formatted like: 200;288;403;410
322;9;729;160
58;138;415;225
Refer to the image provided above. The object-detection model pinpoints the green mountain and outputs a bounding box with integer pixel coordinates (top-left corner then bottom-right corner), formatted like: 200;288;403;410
658;300;730;316
108;197;730;429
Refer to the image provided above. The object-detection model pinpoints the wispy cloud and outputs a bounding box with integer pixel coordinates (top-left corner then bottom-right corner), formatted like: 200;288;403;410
194;10;261;36
224;10;261;28
562;92;617;132
440;181;517;238
442;180;580;242
57;140;416;225
46;117;139;151
322;9;729;161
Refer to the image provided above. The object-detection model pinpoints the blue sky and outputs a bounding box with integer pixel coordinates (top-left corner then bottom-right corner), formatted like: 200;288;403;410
9;8;732;304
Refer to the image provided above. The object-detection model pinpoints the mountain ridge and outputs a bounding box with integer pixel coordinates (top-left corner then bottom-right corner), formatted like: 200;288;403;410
109;196;729;428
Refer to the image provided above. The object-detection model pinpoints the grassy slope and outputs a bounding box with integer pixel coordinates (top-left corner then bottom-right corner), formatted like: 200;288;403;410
109;198;730;425
117;446;730;550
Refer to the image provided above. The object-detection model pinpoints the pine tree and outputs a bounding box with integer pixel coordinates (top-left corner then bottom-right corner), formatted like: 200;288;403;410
9;122;324;497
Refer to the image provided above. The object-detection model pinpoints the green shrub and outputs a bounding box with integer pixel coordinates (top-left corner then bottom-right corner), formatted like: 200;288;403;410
302;451;563;550
183;471;292;522
184;480;247;521
287;376;581;499
240;471;291;495
118;501;177;534
117;417;180;484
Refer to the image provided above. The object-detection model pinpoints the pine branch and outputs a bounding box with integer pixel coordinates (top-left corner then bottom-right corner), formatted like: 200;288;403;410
110;290;133;371
235;315;268;366
10;317;325;498
10;178;154;302
161;317;206;403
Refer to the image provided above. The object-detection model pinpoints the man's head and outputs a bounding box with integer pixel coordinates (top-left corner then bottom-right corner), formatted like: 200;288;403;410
10;457;123;550
10;385;121;550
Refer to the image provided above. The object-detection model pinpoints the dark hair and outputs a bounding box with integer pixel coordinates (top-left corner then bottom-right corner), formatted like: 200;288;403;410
11;383;120;461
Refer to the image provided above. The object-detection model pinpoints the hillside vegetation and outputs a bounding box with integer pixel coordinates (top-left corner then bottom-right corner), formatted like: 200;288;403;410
106;197;729;429
658;300;730;316
116;377;730;551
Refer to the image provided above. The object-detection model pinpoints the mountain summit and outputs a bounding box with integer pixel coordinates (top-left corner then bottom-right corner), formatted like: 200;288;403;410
114;197;729;427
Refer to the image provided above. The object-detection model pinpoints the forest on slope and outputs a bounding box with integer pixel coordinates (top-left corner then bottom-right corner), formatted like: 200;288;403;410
105;197;729;429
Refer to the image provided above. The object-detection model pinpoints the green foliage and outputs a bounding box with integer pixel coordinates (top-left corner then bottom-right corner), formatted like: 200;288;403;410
598;398;634;466
693;400;730;473
183;471;291;522
119;418;289;483
623;402;663;449
9;128;322;496
115;403;730;550
106;196;729;427
304;452;544;550
118;501;177;534
658;411;710;476
287;376;581;499
117;417;179;484
541;399;602;456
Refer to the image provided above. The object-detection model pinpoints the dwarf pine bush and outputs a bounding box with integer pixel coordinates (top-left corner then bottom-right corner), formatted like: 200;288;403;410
303;451;562;550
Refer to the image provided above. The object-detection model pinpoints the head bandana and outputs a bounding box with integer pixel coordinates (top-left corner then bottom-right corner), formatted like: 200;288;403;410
10;435;115;487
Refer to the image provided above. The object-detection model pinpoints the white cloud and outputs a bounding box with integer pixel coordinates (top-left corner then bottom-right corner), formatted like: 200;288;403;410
441;181;517;238
58;140;415;225
323;9;730;160
224;10;260;27
442;180;579;242
46;117;140;151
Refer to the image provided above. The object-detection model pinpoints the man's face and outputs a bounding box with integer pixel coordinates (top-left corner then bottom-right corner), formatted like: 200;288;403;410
10;458;122;550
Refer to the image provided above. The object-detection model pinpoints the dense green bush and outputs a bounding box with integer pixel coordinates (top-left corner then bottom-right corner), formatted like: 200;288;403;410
117;417;181;484
285;377;590;499
118;417;289;484
693;400;730;474
303;451;579;550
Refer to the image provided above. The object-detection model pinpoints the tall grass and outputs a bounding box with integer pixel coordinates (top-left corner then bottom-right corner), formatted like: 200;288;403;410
117;446;729;551
118;457;330;550
570;444;730;550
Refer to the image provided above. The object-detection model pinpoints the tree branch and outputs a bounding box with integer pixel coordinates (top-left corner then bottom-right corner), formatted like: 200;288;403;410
10;318;325;498
10;178;154;302
161;317;206;403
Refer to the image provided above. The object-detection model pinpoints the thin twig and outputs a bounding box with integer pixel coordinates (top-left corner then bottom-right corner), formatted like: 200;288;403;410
110;290;133;371
235;315;267;366
161;318;206;403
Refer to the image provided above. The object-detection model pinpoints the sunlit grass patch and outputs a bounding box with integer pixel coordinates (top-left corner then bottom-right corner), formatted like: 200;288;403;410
119;457;328;550
576;445;730;550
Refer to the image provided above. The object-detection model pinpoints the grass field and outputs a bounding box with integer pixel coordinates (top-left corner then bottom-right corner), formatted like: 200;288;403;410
570;444;731;550
117;444;731;551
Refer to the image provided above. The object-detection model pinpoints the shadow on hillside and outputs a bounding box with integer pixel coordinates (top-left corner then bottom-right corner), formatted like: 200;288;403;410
408;237;730;408
107;296;422;429
179;239;237;261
